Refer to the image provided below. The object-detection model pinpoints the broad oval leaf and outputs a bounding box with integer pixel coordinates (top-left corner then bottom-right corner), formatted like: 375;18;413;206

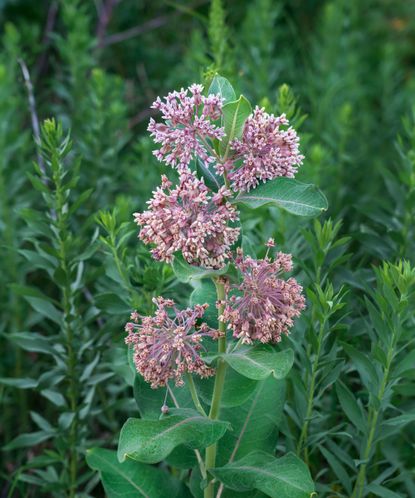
234;177;328;217
208;346;294;381
117;408;229;463
86;448;190;498
195;367;258;408
133;371;194;419
211;451;315;498
172;253;228;284
208;75;236;104
217;377;285;467
220;95;252;156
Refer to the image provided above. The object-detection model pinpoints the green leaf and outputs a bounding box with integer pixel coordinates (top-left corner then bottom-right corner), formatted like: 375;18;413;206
211;451;314;498
117;408;229;464
172;253;228;284
41;388;66;407
0;377;39;389
208;75;236;104
319;445;351;494
383;412;415;427
234;178;328;217
342;343;379;391
133;373;194;419
208;346;294;381
195;367;258;408
366;483;404;498
217;377;285;466
7;332;55;355
220;95;252;156
336;381;366;432
392;349;415;377
190;279;218;329
4;431;53;450
195;157;224;191
86;448;187;498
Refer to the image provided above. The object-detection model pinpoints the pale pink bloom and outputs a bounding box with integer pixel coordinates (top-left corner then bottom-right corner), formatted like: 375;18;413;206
134;171;240;269
125;298;218;388
148;84;224;171
221;248;305;344
228;107;304;192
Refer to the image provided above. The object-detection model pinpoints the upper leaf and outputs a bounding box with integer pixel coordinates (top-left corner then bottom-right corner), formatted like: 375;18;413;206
220;95;252;157
207;346;294;380
117;408;229;463
234;177;328;217
208;75;236;104
211;451;314;498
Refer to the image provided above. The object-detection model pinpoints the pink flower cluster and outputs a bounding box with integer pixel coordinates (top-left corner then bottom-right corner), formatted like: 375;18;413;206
134;172;240;269
227;106;304;192
148;84;224;171
125;298;218;388
221;247;305;344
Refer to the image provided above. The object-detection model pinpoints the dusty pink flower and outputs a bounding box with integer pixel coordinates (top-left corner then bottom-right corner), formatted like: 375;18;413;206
148;84;224;171
134;172;240;268
228;107;304;192
221;248;305;344
125;298;218;388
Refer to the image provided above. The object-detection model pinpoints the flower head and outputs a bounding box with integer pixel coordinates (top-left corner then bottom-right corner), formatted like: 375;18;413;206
134;171;240;268
221;248;305;344
148;84;224;171
228;107;304;192
125;298;218;388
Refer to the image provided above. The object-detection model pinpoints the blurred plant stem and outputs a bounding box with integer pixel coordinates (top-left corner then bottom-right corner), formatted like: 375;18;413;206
204;277;227;498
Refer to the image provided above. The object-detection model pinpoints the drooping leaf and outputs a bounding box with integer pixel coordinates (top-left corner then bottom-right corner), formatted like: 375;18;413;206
117;408;229;463
208;75;236;104
86;448;189;498
211;451;314;498
207;346;294;381
234;177;328;217
220;95;252;156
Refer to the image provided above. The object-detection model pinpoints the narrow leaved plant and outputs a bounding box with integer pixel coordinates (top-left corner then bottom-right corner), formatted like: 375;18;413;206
87;76;328;498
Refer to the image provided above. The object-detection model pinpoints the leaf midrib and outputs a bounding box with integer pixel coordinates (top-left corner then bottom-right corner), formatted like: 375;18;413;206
236;193;323;210
93;452;149;498
220;464;309;492
224;98;243;158
224;353;270;378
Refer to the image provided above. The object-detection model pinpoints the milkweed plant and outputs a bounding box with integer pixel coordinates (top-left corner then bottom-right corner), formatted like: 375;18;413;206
87;76;328;498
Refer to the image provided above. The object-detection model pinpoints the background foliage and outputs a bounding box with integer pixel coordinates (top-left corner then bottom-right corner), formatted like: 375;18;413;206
0;0;414;496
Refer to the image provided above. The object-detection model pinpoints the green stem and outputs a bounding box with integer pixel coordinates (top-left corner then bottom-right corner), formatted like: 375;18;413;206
296;319;326;464
204;278;227;498
351;336;396;498
55;170;78;498
187;373;207;416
